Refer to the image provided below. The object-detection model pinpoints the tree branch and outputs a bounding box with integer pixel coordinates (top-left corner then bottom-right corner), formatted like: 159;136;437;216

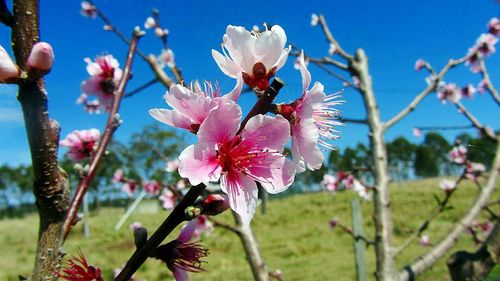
455;101;497;141
398;136;500;281
124;78;159;98
384;56;468;130
317;15;353;61
63;29;143;239
478;58;500;105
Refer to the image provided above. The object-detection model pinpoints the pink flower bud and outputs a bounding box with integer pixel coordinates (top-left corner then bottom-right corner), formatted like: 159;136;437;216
201;194;229;216
27;42;54;72
0;45;19;83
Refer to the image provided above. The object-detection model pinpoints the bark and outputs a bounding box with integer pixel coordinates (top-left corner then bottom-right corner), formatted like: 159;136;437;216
447;222;500;281
233;212;270;281
11;0;69;279
351;49;395;280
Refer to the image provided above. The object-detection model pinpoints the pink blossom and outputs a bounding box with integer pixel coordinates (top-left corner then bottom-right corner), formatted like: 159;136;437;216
414;59;426;71
321;174;339;192
157;48;175;68
176;179;186;189
439;179;456;193
165;159;180;173
328;43;337;55
129;221;143;231
465;50;481;73
475;33;498;56
155;27;169;38
154;220;209;281
60;129;100;162
201;194;229;216
26;42;54;72
122;181;138;196
461;84;476;99
448;145;467;164
465;162;486;180
160;188;176;209
488;18;500;36
178;99;295;225
0;44;19;83
419;235;431;246
81;55;123;112
353;179;371;201
477;80;487;94
276;51;343;171
212;25;291;91
191;215;214;239
149;80;243;134
311;14;319;26
76;94;101;114
143;180;161;195
413;127;422;138
329;217;338;228
481;221;493;233
80;1;97;18
437;83;461;104
112;169;124;183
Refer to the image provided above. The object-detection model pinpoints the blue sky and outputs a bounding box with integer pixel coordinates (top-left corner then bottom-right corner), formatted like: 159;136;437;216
0;0;499;166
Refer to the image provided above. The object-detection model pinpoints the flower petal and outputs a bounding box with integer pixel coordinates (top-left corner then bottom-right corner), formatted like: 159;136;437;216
178;145;221;186
165;85;215;124
298;51;311;94
240;114;290;151
292;118;323;170
149;108;194;132
254;25;287;70
258;156;296;194
221;172;258;225
211;49;240;78
223;25;256;73
178;219;198;243
224;73;244;101
197;99;241;147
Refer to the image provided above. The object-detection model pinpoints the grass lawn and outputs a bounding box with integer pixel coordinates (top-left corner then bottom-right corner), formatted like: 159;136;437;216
0;177;498;280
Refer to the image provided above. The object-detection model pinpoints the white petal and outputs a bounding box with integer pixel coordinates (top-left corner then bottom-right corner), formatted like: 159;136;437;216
212;49;240;78
221;172;258;225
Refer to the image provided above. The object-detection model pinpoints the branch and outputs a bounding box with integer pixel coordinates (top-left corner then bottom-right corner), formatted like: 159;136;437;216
455;101;497;141
146;54;175;88
478;58;500;105
63;29;143;239
334;220;375;246
208;216;241;234
11;0;70;279
415;124;475;132
340;117;367;125
398;136;500;281
393;175;466;257
311;59;352;86
317;15;353;61
384;56;468;130
115;183;206;281
124;78;159;98
0;0;13;27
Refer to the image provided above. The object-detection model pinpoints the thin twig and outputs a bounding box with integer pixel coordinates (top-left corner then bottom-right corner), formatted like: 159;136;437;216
124;78;158;98
478;58;500;105
208;216;241;234
393;175;466;257
415;124;475;131
63;30;143;239
317;15;353;61
340;117;367;124
455;101;497;141
384;56;469;130
335;220;375;246
311;60;352;86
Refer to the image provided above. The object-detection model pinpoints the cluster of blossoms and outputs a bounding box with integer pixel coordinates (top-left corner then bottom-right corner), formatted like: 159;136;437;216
79;55;123;112
150;24;343;224
447;141;486;181
320;172;370;200
465;17;499;72
112;169;139;196
144;16;169;38
435;82;480;104
60;129;101;162
467;220;494;244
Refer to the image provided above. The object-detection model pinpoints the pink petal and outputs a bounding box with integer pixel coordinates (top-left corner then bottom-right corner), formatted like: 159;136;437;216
221;172;258;225
223;25;256;73
211;49;240;78
149;108;194;131
256;156;296;194
297;51;311;94
173;268;187;281
240;114;290;151
178;219;198;243
81;76;103;95
197;99;241;147
292;118;323;170
224;73;244;101
165;85;215;124
178;145;221;186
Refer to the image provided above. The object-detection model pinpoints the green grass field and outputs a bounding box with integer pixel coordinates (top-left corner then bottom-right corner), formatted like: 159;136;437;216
1;177;498;281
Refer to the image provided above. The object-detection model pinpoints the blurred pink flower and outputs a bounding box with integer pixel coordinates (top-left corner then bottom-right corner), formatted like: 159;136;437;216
143;180;161;195
122;181;138;196
60;129;100;162
414;59;426;71
112;169;124;183
329;217;338;229
0;44;19;83
476;33;497;56
413;127;422;138
191;215;214;239
178;99;295;225
212;25;290;91
277;51;342;171
437;83;461;104
80;1;97;18
439;179;456;193
488;17;500;36
448;145;467;164
465;162;486;180
155;27;169;38
144;17;156;29
165;159;179;173
461;84;476;99
311;14;319;26
129;221;143;231
419;235;431;246
176;179;186;190
157;48;175;68
160;188;176;209
81;55;123;111
76;94;101;114
321;174;339;192
477;80;487;94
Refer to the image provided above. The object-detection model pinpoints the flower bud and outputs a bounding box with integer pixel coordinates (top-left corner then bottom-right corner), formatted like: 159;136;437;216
26;42;54;74
0;45;20;83
201;194;229;216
